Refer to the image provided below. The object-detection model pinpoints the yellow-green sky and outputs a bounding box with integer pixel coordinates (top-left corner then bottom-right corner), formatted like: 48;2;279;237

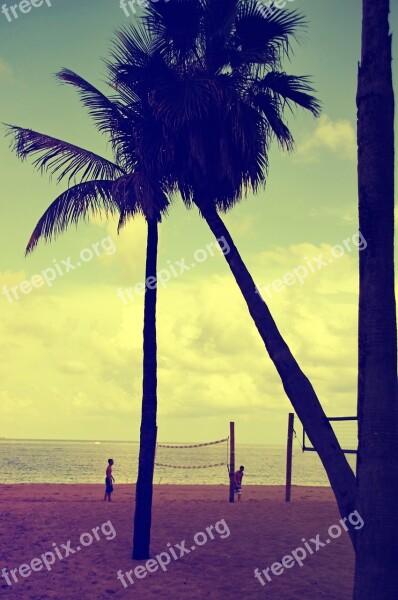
0;0;397;444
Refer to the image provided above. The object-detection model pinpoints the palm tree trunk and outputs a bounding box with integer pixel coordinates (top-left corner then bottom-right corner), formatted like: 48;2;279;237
199;204;357;530
132;217;158;560
354;0;398;597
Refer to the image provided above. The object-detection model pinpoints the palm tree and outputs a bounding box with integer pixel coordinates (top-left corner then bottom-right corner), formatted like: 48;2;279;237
354;0;398;597
114;0;357;522
5;55;170;560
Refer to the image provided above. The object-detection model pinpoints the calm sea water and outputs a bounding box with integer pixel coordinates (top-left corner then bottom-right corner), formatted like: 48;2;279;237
0;440;356;486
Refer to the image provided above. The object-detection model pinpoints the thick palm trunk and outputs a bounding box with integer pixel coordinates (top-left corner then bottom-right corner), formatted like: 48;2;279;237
199;203;357;527
132;218;158;560
353;1;398;597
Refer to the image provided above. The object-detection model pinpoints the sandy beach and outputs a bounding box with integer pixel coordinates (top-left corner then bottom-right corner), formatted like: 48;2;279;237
0;485;355;599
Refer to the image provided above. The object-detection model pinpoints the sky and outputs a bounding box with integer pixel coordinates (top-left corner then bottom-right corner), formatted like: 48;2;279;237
0;0;397;446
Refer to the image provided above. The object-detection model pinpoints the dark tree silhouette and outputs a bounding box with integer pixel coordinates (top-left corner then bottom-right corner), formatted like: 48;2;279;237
112;0;356;523
354;0;397;597
5;53;171;560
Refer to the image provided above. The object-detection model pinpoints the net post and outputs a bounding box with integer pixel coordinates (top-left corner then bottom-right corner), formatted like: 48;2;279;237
285;413;294;502
229;421;235;503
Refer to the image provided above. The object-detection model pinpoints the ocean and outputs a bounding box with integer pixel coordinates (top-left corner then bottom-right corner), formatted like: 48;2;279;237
0;439;356;486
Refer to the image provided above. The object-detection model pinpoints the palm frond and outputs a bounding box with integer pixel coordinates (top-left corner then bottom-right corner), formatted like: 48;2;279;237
56;69;138;169
219;103;269;201
26;180;118;254
108;25;171;109
203;0;239;39
5;125;126;185
260;72;322;116
56;69;126;135
113;172;170;229
144;0;204;61
250;91;294;150
110;23;156;70
152;73;218;126
235;0;306;62
110;54;168;101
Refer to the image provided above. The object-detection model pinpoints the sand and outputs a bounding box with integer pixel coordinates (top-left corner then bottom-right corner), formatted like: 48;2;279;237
0;485;355;599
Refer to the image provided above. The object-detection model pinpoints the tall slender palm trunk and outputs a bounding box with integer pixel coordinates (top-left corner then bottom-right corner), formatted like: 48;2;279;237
354;1;398;597
200;204;357;528
133;217;158;560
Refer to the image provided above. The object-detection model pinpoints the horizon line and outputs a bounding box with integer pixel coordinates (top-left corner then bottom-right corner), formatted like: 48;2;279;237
0;437;284;446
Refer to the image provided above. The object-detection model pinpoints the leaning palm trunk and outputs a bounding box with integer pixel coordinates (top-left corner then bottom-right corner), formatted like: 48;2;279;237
133;217;158;560
199;203;357;526
353;0;398;597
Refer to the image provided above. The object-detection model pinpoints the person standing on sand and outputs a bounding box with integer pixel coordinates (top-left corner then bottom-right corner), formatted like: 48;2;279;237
104;458;115;502
234;465;244;502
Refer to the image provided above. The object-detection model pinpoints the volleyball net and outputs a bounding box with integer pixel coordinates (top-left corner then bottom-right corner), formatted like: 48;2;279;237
302;416;358;454
155;437;229;470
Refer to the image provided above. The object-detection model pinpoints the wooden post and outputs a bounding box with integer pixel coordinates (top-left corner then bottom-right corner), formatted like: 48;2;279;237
229;421;235;503
285;413;294;502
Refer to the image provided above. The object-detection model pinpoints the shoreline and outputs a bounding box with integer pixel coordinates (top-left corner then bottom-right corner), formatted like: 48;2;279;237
0;483;331;488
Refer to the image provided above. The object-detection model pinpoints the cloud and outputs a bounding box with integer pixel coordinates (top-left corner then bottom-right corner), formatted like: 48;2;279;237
58;361;88;375
0;57;12;78
224;214;256;238
295;115;356;163
307;207;356;224
0;236;368;443
101;215;148;284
